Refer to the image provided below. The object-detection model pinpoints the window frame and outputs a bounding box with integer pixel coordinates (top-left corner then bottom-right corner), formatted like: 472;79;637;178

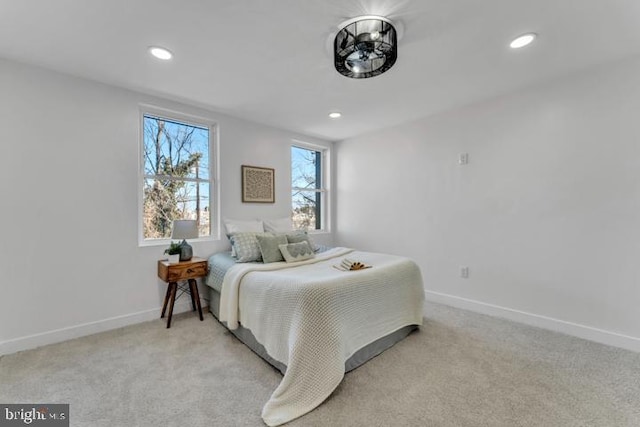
138;105;219;247
291;141;330;233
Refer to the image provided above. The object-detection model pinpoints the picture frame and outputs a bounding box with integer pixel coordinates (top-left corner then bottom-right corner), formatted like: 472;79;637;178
242;165;275;203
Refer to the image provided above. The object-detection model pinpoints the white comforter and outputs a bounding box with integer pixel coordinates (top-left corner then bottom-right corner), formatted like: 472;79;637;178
219;247;424;426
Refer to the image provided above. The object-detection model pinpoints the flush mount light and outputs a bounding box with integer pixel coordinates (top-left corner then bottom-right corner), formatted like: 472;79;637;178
334;15;397;79
149;46;173;60
510;33;537;49
328;112;342;119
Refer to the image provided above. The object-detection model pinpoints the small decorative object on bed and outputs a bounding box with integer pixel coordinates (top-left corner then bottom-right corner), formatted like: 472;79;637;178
242;165;275;203
334;258;371;271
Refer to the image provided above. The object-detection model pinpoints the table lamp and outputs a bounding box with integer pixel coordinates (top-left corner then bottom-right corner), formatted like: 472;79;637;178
171;220;198;261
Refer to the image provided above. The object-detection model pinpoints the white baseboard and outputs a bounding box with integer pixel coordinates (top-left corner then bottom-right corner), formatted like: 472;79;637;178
0;299;208;356
5;291;638;355
425;290;640;353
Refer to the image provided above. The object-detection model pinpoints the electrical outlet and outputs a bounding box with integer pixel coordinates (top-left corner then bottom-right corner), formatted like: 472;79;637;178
458;153;469;165
460;266;469;278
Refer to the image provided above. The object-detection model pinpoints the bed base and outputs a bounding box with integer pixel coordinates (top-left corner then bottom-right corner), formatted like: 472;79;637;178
207;287;418;375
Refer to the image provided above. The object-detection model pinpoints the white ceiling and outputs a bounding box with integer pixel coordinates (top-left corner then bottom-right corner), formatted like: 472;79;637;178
2;0;640;141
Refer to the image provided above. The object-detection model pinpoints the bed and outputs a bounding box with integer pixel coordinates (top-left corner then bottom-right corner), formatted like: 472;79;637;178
206;245;424;426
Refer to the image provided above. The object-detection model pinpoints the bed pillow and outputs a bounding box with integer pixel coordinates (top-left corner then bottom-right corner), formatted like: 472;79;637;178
256;233;288;263
223;218;264;234
286;231;317;252
263;217;293;233
229;232;264;263
279;241;315;263
224;219;264;257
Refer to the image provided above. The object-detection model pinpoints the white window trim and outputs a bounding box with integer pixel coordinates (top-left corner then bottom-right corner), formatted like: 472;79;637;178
291;140;331;233
138;104;220;247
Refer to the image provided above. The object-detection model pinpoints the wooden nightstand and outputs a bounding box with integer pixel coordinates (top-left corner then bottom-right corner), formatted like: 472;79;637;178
157;257;207;328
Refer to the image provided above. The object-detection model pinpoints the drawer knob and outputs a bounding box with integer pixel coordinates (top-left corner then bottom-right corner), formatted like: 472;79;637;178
187;268;194;274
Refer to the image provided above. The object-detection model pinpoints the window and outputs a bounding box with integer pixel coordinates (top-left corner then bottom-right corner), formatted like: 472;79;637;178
140;111;214;243
291;144;328;231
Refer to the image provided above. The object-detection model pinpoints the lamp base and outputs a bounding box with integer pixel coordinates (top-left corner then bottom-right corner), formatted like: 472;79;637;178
179;240;193;261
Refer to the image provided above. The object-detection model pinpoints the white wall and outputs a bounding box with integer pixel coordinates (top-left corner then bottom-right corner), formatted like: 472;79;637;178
0;58;334;354
336;56;640;351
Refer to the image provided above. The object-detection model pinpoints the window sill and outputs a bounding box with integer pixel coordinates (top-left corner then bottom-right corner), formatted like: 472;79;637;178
307;230;331;235
138;236;219;248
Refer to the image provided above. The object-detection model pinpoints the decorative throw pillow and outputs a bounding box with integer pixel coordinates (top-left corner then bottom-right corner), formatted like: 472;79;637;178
263;217;293;233
286;231;317;252
279;241;315;263
229;232;264;263
256;233;288;263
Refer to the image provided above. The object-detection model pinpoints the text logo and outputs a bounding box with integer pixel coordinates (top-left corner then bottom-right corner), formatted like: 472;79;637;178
1;404;68;426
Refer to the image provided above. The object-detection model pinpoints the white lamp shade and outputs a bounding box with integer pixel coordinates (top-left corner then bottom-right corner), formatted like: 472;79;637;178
171;220;198;240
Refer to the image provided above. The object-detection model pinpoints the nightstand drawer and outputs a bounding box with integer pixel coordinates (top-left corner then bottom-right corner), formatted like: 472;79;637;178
158;259;207;282
167;263;206;281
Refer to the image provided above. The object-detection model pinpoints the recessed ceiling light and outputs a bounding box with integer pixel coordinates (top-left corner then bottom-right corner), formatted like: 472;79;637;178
328;112;342;119
149;46;173;60
510;33;537;49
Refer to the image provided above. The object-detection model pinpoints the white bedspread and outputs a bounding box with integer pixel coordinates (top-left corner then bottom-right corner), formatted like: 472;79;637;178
219;247;424;426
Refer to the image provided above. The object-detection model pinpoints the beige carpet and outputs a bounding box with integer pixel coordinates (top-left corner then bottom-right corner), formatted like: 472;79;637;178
1;302;639;427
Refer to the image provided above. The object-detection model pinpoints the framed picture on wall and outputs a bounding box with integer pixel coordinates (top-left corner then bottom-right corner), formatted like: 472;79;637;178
242;165;275;203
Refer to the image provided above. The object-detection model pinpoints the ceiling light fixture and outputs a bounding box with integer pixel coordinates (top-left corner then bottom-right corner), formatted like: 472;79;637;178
328;112;342;119
149;46;173;60
509;33;537;49
334;16;397;79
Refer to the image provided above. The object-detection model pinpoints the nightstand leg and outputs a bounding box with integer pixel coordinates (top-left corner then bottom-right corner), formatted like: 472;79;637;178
189;281;197;311
166;282;178;328
161;283;172;318
189;278;204;321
